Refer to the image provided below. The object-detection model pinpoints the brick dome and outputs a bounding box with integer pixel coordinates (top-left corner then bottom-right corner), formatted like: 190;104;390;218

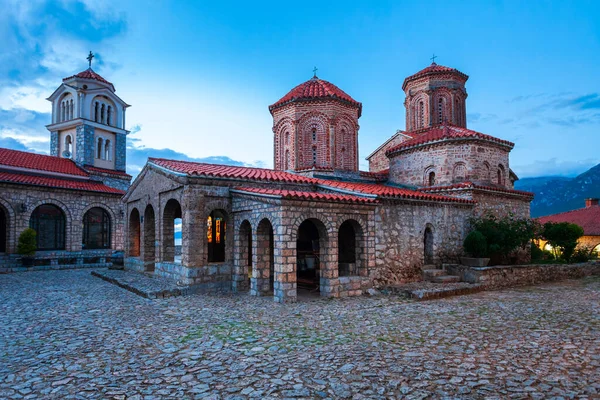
269;76;362;116
402;62;468;90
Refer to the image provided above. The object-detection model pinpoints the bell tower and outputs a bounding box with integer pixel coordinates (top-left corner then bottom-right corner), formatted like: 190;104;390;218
46;52;130;173
402;60;468;132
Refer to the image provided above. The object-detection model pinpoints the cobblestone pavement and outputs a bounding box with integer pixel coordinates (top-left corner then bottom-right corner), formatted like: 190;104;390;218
1;270;599;399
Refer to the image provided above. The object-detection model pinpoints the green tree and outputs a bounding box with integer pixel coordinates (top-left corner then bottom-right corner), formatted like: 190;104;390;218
17;228;37;256
542;222;584;262
463;230;488;258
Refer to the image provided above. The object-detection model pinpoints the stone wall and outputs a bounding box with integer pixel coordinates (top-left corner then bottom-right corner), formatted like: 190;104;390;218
446;262;600;290
0;182;125;255
366;133;409;173
579;235;600;251
373;200;473;286
471;190;531;218
388;141;511;188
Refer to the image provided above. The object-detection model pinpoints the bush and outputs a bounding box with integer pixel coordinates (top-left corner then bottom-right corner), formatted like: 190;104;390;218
464;230;488;258
571;246;594;263
531;243;555;262
542;222;584;262
17;228;37;256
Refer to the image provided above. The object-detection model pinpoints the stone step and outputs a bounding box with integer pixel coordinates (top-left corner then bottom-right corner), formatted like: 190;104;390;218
422;269;446;279
431;275;461;284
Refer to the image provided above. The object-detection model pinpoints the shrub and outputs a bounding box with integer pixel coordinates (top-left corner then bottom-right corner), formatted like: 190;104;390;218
542;222;584;262
17;228;37;256
464;230;488;258
571;246;594;263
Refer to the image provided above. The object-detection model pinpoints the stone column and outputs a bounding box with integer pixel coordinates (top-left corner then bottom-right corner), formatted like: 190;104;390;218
181;186;205;268
232;221;250;292
319;230;339;298
273;225;296;303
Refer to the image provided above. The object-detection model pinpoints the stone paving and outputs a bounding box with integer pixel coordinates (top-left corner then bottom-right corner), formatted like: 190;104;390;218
1;270;599;399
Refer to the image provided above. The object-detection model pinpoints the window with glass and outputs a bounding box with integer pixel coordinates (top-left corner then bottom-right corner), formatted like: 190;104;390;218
82;207;111;249
29;204;66;250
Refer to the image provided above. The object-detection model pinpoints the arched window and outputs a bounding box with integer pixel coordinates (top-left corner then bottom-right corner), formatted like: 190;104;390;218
312;128;317;142
83;207;111;249
129;208;141;257
497;164;506;186
97;137;104;159
100;104;105;124
104;139;111;161
64;135;72;157
419;101;425;128
95;102;99;122
482;162;491;182
107;106;112;126
285;149;290;170
312;146;317;166
438;98;444;124
284;131;289;145
61;102;65;122
424;226;434;265
29;204;66;250
453;163;466;182
69;99;74;120
207;210;227;263
428;171;436;186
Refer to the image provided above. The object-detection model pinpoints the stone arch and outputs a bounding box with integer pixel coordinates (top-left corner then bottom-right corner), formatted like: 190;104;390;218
453;162;467;183
337;219;366;277
129;207;141;257
274;117;294;170
424;223;435;265
82;205;113;250
161;198;182;263
410;94;428;130
497;164;506;186
294;216;331;293
252;218;274;295
482;161;491;182
334;115;357;170
143;204;156;272
0;197;15;254
424;165;436;187
434;89;452;125
82;202;118;249
27;199;72;251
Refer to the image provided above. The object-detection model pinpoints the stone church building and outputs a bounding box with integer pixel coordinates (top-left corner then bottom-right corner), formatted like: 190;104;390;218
124;62;533;303
0;59;131;271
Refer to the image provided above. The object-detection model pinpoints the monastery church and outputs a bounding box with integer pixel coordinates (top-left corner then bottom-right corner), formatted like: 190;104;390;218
0;57;533;303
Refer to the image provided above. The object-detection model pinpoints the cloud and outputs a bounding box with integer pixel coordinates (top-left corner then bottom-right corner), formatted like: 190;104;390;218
513;158;600;178
467;112;497;123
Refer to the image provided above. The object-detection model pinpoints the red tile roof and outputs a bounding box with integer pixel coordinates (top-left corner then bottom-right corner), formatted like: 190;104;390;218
537;206;600;236
386;124;514;155
359;169;389;181
402;62;468;89
84;165;132;178
0;148;89;176
149;158;316;184
233;187;377;204
269;77;362;116
418;182;534;199
63;68;114;89
318;180;475;204
0;172;124;194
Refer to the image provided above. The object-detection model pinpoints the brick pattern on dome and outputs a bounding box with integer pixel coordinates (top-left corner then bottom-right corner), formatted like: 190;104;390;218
386;124;514;155
0;171;125;194
317;180;475;204
402;62;469;89
63;68;114;88
418;182;534;199
233;187;377;204
0;147;89;176
269;77;362;114
149;158;317;184
537;205;600;236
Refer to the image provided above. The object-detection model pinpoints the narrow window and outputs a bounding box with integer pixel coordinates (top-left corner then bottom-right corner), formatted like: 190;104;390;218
104;139;111;161
312;128;317;142
95;102;99;122
64;135;72;156
429;171;436;186
97;137;103;159
438;98;444;124
100;104;105;124
312;147;317;166
107;106;112;126
419;101;424;128
69;99;74;120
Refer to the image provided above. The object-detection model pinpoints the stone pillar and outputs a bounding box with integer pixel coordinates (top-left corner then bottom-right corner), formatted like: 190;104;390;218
251;229;271;296
50;131;59;156
75;124;95;166
232;221;250;292
115;133;127;171
181;187;205;268
319;230;339;298
273;226;296;303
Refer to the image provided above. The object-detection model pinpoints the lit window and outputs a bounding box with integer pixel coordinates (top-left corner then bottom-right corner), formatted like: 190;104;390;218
207;216;213;243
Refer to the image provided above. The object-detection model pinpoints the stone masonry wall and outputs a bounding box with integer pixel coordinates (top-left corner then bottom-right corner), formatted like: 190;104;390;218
0;182;125;255
75;124;95;166
471;191;531;219
374;200;473;285
367;133;409;173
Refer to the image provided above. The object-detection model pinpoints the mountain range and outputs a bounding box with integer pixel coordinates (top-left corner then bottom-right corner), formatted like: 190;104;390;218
515;163;600;218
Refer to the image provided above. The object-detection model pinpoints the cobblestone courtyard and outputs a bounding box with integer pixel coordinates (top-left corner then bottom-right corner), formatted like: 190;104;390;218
1;270;599;399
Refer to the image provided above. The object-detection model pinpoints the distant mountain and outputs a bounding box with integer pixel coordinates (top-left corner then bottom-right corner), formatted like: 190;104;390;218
515;163;600;217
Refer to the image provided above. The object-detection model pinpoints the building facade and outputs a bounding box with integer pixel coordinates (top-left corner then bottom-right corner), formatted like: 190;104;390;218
0;63;131;271
124;63;533;303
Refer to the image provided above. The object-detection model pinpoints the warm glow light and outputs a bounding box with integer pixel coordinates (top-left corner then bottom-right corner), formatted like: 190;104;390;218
207;216;212;243
216;218;222;243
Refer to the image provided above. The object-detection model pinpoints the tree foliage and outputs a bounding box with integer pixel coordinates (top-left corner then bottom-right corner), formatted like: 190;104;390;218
463;230;488;258
542;222;584;262
17;228;37;256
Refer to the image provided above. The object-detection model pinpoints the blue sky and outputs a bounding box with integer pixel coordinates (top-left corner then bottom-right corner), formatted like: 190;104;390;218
1;0;599;177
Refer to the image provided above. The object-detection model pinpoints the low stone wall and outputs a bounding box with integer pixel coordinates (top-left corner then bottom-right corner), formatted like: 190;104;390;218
446;262;600;290
0;249;117;273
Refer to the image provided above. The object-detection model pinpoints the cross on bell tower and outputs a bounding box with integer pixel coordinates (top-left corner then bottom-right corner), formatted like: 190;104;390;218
87;51;94;68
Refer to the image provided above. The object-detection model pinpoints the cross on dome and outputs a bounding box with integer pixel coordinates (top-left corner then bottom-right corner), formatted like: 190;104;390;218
87;51;94;68
430;54;437;64
313;66;318;78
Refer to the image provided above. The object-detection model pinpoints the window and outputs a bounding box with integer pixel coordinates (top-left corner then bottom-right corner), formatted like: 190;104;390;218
69;99;74;120
95;102;99;122
107;106;112;126
64;135;72;157
104;139;111;161
29;204;66;250
438;98;444;123
428;171;436;186
312;128;317;142
284;131;289;145
312;146;317;166
97;137;103;159
83;207;111;249
419;101;425;128
207;210;226;262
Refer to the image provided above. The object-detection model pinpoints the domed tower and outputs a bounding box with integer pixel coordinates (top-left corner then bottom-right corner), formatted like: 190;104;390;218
269;73;362;173
403;62;468;132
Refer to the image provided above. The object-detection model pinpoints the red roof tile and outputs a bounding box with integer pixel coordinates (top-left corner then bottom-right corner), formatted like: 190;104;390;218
0;171;124;194
317;180;475;204
269;77;362;116
386;124;514;155
149;158;317;184
63;68;114;89
233;187;377;204
84;165;132;178
0;148;89;176
359;169;389;181
537;206;600;236
418;182;534;199
402;62;468;89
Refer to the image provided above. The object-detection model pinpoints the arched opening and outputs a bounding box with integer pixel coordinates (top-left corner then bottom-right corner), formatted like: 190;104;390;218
338;220;364;277
104;139;111;161
107;106;112;126
418;101;425;128
30;204;66;251
592;244;600;259
428;171;436;186
82;207;111;250
453;163;466;183
64;135;72;157
497;164;506;186
143;205;156;272
424;226;434;265
297;219;323;291
0;206;7;253
97;137;103;159
94;102;99;122
254;218;274;295
129;208;141;257
207;210;227;263
162;199;182;263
